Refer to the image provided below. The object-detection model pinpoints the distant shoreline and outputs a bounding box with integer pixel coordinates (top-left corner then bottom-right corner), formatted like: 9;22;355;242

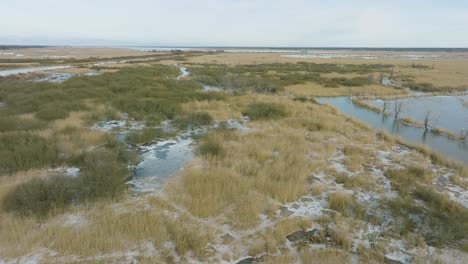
1;45;468;52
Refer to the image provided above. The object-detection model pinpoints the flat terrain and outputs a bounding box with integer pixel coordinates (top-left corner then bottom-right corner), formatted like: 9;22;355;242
0;47;467;263
0;47;154;59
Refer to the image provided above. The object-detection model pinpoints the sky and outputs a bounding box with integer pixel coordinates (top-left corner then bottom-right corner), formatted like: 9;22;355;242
1;0;468;47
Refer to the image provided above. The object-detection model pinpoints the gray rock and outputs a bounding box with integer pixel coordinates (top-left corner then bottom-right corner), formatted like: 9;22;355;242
221;233;235;244
236;257;256;264
279;206;293;217
286;230;307;242
306;228;324;243
384;256;404;264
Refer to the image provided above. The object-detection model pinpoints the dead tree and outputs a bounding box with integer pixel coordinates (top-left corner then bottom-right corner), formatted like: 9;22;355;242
382;101;389;114
461;129;468;141
394;99;403;120
424;111;432;131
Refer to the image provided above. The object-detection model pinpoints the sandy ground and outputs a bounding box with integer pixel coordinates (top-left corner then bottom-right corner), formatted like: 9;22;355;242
0;47;156;59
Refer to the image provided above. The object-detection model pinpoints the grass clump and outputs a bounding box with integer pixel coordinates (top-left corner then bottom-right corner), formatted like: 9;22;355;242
242;102;287;121
2;176;75;217
75;150;130;201
173;112;213;130
2;149;131;217
328;191;365;218
0;117;45;132
198;135;224;157
0;133;59;175
385;166;432;196
126;128;174;145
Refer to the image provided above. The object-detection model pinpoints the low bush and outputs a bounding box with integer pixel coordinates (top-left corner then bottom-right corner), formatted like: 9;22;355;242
2;149;132;217
0;133;59;175
2;176;75;217
242;102;287;121
76;150;129;201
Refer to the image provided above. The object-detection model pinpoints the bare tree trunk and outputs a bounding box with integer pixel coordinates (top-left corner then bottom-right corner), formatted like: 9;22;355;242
424;111;431;131
382;101;388;114
394;99;403;120
461;129;468;141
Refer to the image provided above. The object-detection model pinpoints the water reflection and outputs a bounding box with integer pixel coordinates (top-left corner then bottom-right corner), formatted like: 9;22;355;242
317;97;468;164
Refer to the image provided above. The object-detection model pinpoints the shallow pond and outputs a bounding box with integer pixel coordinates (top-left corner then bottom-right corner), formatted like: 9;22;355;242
34;72;102;83
369;95;468;135
128;135;194;192
0;65;72;77
317;97;468;165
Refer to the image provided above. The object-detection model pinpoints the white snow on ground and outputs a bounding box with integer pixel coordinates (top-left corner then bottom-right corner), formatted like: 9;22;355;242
202;85;223;92
47;166;80;177
385;239;413;264
62;213;87;228
1;248;58;264
434;173;468;208
92;120;126;132
281;195;326;218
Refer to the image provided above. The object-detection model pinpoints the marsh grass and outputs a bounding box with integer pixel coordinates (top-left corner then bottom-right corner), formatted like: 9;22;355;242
126;128;174;145
172;112;214;130
0;133;60;175
2;148;132;217
328;192;366;219
2;175;75;217
242;102;287;120
385;166;468;247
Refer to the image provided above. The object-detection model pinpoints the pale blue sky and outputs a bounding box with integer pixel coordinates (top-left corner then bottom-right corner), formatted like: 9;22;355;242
1;0;467;47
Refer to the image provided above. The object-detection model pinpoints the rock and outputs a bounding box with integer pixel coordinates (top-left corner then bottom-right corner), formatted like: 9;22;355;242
279;206;293;217
305;228;322;243
236;257;256;264
384;256;404;264
221;233;235;244
286;230;307;243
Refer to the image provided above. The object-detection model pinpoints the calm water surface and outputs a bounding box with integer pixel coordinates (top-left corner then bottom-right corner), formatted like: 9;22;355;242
317;97;468;165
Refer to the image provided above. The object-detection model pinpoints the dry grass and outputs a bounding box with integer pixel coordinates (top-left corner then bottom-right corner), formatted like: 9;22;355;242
2;55;468;262
187;52;468;92
300;248;352;264
169;94;367;230
0;199;214;261
285;82;405;97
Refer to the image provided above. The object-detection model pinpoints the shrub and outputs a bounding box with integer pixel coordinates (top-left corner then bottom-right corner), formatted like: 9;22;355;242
2;176;75;217
242;103;287;121
76;150;130;201
0;133;59;175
